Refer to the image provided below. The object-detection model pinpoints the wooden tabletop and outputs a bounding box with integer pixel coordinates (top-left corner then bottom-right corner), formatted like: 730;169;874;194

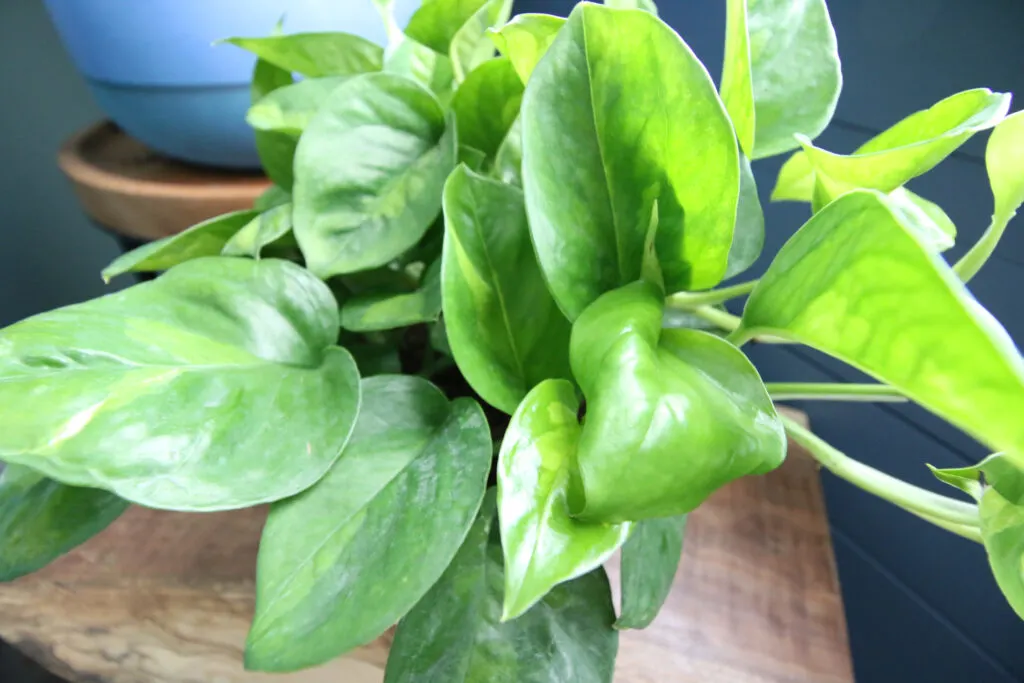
58;122;269;241
0;412;852;683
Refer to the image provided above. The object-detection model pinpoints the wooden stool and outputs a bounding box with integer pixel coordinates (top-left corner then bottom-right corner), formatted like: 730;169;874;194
0;124;855;683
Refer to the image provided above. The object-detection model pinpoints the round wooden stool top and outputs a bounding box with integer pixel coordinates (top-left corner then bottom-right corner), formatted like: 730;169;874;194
58;122;271;242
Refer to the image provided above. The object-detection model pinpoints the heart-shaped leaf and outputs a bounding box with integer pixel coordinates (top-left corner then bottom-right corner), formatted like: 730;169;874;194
251;52;298;190
498;379;630;619
442;165;572;414
488;14;565;84
221;203;298;259
721;0;841;159
0;464;128;581
247;77;350;136
247;375;492;672
451;57;523;162
101;210;257;282
0;257;360;511
293;73;457;278
405;0;512;79
798;89;1010;203
570;282;786;522
616;515;687;629
449;0;513;80
340;260;442;332
740;190;1024;457
224;33;384;78
385;493;619;683
522;4;740;319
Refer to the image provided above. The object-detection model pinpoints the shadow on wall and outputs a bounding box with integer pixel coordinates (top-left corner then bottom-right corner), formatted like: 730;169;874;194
0;2;126;329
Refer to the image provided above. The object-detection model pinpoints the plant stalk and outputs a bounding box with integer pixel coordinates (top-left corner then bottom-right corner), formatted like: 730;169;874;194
666;280;758;308
954;212;1014;283
782;416;982;541
767;382;907;403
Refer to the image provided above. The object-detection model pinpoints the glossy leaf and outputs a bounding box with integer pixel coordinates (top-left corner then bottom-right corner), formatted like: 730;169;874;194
385;499;618;683
252;54;298;190
488;14;565;84
771;150;958;250
798;89;1010;201
442;166;572;414
521;4;740;319
450;0;513;80
740;190;1024;457
223;33;384;78
0;464;128;581
247;77;350;136
293;73;457;278
341;260;442;332
721;0;841;159
384;38;456;103
604;0;658;13
988;110;1024;226
221;203;297;259
725;155;765;278
406;0;493;54
932;452;1024;506
451;57;524;161
0;257;361;511
246;375;492;672
617;515;687;629
570;282;786;522
493;117;523;186
498;380;630;619
101;210;257;281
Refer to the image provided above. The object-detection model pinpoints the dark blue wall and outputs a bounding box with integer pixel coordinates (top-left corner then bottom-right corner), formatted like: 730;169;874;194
511;0;1024;680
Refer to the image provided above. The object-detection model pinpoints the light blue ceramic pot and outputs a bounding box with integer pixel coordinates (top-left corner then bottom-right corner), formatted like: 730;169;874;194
43;0;420;169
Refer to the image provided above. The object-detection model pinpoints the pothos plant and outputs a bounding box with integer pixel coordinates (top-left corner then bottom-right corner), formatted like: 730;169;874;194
1;0;1023;678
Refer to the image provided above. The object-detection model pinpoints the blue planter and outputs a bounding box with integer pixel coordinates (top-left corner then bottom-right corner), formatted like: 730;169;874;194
43;0;420;169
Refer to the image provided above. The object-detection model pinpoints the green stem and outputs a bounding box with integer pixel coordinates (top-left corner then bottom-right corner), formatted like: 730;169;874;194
954;213;1014;283
666;280;758;308
690;305;742;332
782;416;981;538
767;382;907;403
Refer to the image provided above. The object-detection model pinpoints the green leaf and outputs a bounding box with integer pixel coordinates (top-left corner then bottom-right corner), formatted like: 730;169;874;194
979;490;1024;620
604;0;658;13
449;0;513;81
616;515;686;630
498;379;630;619
521;4;740;319
988;110;1024;226
441;165;572;415
798;89;1010;202
488;14;565;84
0;464;128;581
932;452;1024;506
254;184;291;212
246;375;492;672
0;257;361;511
385;498;619;683
293;73;457;278
493;117;523;186
451;57;523;161
252;55;298;190
223;33;384;78
739;190;1024;457
405;0;491;55
221;203;297;259
570;282;786;522
459;145;489;171
101;210;257;281
247;76;350;136
341;260;443;332
725;155;765;278
347;340;403;377
721;0;841;160
887;187;957;251
384;38;456;104
771;150;958;251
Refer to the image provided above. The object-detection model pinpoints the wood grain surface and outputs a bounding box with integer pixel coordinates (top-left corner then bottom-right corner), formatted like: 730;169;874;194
0;410;852;683
57;122;270;241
